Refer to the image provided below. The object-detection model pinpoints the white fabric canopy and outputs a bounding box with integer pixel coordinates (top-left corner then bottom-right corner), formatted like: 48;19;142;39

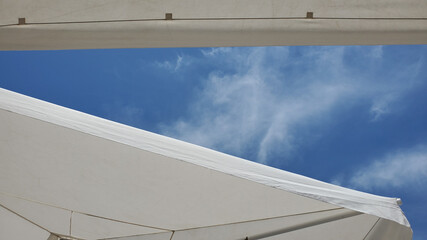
0;88;412;239
0;0;426;50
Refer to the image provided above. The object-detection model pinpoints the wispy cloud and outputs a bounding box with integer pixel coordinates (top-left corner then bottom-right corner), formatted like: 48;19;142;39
201;47;232;57
341;145;427;190
369;93;396;121
160;46;423;163
155;55;185;72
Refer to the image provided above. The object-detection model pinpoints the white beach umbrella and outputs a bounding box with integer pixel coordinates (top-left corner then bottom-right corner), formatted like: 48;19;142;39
0;0;426;50
0;88;412;240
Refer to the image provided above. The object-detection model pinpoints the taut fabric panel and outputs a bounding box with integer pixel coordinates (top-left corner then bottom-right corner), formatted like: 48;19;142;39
1;0;426;25
0;193;71;236
364;219;413;240
171;209;377;240
71;213;168;239
106;232;174;240
0;205;51;240
0;0;426;49
0;106;338;230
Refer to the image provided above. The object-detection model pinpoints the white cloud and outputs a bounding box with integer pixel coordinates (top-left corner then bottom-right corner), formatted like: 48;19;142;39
348;145;427;190
160;46;422;164
369;93;397;121
201;47;232;57
155;55;185;72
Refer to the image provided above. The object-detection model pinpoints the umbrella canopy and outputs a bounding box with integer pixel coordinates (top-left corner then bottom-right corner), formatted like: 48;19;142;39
0;0;426;50
0;88;412;239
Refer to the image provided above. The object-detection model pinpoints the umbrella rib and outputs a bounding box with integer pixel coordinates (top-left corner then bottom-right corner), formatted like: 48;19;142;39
69;211;73;236
247;210;363;240
0;202;85;240
169;231;175;240
362;218;381;240
0;191;173;232
98;208;357;240
96;231;174;240
0;202;55;235
172;207;345;232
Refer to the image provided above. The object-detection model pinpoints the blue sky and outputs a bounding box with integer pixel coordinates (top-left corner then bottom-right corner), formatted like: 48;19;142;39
1;45;426;239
